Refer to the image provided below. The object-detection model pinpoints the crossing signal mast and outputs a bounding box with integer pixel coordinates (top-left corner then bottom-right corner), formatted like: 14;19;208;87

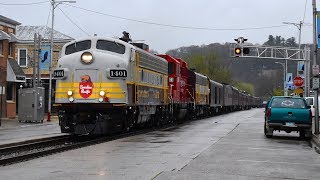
234;37;250;57
230;37;311;98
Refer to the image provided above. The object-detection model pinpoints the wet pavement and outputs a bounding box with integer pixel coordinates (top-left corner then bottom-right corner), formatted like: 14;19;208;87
0;108;320;180
0;118;61;146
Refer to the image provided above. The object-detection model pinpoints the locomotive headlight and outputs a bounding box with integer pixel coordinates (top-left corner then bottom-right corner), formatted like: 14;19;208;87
67;90;73;96
69;97;74;102
81;52;93;64
98;97;104;102
99;90;105;96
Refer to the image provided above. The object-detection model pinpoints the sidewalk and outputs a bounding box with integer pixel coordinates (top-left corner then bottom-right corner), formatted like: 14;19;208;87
311;118;320;148
0;114;62;146
0;113;59;130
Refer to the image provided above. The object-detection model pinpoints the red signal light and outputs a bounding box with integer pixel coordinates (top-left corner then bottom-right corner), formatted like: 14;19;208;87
235;47;241;56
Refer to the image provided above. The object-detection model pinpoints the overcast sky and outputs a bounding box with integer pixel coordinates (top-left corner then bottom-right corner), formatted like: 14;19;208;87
0;0;314;53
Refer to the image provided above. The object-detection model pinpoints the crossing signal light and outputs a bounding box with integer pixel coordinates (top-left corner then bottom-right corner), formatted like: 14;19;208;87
243;47;250;54
235;47;241;56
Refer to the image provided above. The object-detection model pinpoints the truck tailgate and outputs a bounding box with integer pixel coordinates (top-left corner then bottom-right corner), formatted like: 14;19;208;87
268;108;310;123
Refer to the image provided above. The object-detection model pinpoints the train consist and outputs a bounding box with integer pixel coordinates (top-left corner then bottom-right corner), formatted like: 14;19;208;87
53;36;261;135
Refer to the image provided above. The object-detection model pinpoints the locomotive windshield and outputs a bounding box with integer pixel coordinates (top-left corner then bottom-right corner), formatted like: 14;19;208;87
96;40;126;54
65;40;91;55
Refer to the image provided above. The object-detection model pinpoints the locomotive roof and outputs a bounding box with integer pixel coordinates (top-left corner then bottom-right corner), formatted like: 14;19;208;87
157;54;180;64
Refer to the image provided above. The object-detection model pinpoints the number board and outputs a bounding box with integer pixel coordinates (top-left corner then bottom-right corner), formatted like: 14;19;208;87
110;69;127;78
53;70;64;78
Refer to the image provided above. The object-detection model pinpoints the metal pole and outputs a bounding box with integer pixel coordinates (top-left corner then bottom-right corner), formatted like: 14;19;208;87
48;0;55;121
38;35;42;87
33;33;37;88
33;34;38;122
285;60;288;96
312;0;319;134
48;0;76;121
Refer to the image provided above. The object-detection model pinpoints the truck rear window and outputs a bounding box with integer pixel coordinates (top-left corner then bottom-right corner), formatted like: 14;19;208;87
271;98;306;108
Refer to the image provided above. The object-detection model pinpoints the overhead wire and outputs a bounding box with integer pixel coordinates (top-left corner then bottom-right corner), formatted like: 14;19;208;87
0;1;48;5
63;3;289;31
57;6;90;36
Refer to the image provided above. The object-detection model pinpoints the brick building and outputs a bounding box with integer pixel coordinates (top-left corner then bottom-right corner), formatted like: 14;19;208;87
0;15;25;119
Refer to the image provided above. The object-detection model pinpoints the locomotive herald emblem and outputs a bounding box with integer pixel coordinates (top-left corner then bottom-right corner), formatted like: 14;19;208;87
79;75;94;98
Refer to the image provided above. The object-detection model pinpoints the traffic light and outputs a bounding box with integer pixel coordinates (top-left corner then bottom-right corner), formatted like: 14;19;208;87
235;47;241;56
234;47;250;57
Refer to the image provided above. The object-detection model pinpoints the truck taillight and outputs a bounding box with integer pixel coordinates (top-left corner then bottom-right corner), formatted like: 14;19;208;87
266;108;271;117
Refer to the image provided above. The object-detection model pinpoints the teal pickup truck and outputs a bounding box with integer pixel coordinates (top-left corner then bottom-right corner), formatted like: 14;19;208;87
264;96;312;139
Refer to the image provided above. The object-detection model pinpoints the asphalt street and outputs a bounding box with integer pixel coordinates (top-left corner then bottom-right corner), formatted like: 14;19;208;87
0;108;319;180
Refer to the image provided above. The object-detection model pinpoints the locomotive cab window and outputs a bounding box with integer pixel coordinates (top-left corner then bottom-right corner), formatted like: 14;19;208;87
65;40;91;55
96;40;126;54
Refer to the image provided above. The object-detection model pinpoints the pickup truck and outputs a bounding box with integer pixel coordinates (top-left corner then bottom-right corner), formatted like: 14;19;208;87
264;96;312;139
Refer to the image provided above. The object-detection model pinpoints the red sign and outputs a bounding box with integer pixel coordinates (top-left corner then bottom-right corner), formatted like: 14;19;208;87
293;76;304;87
79;75;94;98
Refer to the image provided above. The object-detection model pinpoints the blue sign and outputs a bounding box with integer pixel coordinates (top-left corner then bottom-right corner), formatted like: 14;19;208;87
317;12;320;48
39;45;51;70
286;73;293;83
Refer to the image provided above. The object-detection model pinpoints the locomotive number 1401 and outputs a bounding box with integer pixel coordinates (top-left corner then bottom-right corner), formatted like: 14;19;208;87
110;69;127;78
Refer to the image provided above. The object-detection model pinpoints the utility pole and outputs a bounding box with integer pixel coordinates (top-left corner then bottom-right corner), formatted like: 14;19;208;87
33;33;38;123
283;21;308;96
275;62;286;95
312;0;319;134
48;0;76;121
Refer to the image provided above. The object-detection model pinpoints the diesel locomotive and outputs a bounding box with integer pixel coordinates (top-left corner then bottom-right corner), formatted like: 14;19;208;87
53;36;261;135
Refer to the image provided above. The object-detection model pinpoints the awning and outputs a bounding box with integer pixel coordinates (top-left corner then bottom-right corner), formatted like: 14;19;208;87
7;59;26;83
0;30;10;40
9;33;19;42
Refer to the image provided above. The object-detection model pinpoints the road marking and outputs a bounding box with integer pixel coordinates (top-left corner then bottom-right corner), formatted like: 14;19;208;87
237;159;320;166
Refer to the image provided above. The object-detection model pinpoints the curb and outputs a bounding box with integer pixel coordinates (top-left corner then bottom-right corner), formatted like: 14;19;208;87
312;134;320;148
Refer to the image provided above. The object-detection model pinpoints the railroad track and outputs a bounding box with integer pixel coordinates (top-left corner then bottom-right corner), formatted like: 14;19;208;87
0;124;176;166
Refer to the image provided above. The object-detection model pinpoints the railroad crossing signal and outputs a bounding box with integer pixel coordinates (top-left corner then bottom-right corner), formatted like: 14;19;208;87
234;47;241;56
233;37;250;57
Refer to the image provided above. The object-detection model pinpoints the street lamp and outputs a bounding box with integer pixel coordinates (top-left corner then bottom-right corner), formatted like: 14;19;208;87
48;0;76;121
275;61;288;96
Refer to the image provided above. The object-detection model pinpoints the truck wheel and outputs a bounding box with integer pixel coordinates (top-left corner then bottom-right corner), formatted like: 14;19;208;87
299;130;305;139
264;121;273;138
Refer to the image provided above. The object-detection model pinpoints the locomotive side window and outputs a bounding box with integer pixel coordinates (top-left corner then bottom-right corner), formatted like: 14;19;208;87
168;62;174;75
96;40;126;54
65;40;91;55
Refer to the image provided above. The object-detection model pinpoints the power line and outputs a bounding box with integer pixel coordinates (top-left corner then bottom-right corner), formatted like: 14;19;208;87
63;3;289;31
0;1;48;5
303;0;308;23
58;6;90;36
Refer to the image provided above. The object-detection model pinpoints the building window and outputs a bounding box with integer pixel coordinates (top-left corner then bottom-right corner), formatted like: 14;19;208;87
8;43;12;57
6;82;14;101
18;48;28;67
0;41;3;55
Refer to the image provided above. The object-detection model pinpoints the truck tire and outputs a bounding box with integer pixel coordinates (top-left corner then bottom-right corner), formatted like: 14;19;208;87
299;130;305;139
264;121;273;138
